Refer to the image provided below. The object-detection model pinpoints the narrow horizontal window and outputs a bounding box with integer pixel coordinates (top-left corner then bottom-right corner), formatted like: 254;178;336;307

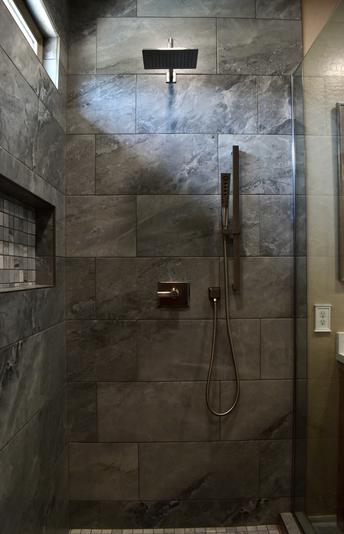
3;0;60;88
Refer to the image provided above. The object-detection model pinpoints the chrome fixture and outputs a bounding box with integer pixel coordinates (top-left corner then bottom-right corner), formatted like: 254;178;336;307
206;146;241;417
142;37;198;83
157;282;190;307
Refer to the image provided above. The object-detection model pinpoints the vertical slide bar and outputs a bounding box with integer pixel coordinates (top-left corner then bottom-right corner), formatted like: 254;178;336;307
232;145;241;292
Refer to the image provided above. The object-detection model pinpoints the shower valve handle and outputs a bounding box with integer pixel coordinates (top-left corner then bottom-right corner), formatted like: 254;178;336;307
157;287;180;299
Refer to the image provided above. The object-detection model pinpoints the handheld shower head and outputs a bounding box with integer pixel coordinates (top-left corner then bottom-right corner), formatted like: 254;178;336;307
221;173;230;231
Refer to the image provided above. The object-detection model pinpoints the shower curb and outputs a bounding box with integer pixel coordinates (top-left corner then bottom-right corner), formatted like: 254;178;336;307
280;514;303;534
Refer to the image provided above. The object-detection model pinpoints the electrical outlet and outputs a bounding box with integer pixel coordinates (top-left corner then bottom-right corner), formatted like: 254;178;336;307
314;304;332;332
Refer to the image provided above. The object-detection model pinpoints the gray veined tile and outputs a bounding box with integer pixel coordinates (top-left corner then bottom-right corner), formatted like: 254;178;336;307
66;135;96;195
0;47;39;169
68;24;96;75
137;75;257;134
137;0;255;17
95;257;220;320
67;75;136;134
69;443;139;501
97;18;216;74
259;441;292;498
136;318;260;381
259;196;294;256
217;19;302;76
96;134;218;194
220;380;293;440
65;258;96;320
34;100;64;192
97;381;220;442
261;319;294;379
225;257;293;318
257;77;292;135
219;135;293;195
67;382;97;442
66;320;137;381
65;195;136;257
256;0;301;20
137;195;221;256
139;442;260;500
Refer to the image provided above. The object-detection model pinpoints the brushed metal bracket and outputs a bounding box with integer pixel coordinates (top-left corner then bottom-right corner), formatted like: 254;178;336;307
157;282;190;307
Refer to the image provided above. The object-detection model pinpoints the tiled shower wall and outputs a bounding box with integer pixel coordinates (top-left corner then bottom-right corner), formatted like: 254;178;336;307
66;0;301;528
0;1;68;533
0;195;36;288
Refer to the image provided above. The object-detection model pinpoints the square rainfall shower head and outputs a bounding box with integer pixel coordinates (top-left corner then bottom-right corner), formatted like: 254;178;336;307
142;48;198;70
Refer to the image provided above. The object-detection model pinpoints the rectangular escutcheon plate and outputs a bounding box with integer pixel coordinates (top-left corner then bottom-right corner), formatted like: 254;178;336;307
157;282;190;308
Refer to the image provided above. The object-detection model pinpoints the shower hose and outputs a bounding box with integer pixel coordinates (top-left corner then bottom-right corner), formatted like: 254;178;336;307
206;235;240;417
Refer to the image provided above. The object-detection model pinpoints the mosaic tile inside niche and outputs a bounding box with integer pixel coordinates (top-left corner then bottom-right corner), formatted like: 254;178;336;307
0;193;36;288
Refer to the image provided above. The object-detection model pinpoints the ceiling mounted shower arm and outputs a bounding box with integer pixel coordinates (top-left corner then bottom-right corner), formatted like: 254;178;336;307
229;145;241;292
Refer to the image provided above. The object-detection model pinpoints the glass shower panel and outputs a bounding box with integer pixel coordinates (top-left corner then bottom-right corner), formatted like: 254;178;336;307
293;1;344;532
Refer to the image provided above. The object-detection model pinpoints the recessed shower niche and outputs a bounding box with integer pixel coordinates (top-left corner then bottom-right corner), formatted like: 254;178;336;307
0;174;55;291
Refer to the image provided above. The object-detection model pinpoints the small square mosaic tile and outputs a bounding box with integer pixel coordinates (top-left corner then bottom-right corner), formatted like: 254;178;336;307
70;526;281;534
0;194;36;289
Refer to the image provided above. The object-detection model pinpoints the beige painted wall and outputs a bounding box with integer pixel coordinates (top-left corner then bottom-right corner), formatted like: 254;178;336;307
302;0;338;53
300;0;344;516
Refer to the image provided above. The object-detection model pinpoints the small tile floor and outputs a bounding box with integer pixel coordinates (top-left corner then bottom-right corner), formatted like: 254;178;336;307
70;526;281;534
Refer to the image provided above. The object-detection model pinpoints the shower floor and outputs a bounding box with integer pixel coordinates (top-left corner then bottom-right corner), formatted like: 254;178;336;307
70;526;281;534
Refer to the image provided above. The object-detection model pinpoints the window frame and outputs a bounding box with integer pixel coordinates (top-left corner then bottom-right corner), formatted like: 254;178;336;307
3;0;60;88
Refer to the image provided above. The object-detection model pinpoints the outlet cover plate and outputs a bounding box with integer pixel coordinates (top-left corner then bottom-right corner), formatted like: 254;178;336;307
314;304;332;333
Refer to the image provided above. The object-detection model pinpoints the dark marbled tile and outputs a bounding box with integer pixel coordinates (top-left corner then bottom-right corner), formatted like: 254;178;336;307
218;19;302;75
219;135;293;195
137;0;255;17
258;76;292;135
95;134;218;194
137;195;221;256
225;257;293;318
97;18;216;74
137;75;257;134
0;1;65;129
0;415;42;534
66;135;95;195
66;320;136;381
221;380;293;440
67;382;97;442
69;25;96;75
136;319;260;381
71;0;136;28
235;195;260;256
69;501;100;529
95;497;291;528
139;442;259;500
0;391;66;534
0;324;65;450
259;196;294;256
0;1;42;94
66;196;136;257
259;440;292;498
98;381;219;442
256;0;301;19
69;443;139;500
96;257;220;320
0;259;65;347
69;0;136;74
69;496;290;529
261;319;294;379
65;258;96;319
34;100;64;191
67;75;136;134
0;47;39;168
